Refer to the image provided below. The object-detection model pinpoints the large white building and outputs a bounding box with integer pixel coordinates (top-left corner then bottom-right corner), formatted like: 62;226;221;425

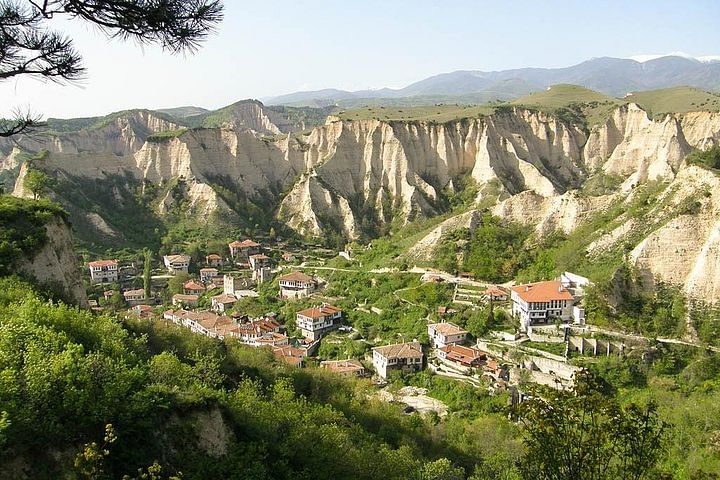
372;342;424;379
163;254;190;275
510;281;575;332
296;304;342;340
88;260;118;284
278;272;317;299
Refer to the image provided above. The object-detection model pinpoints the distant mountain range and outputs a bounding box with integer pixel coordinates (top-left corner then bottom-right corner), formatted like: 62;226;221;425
263;55;720;108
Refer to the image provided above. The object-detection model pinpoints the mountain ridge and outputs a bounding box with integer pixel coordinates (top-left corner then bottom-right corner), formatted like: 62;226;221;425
263;55;720;107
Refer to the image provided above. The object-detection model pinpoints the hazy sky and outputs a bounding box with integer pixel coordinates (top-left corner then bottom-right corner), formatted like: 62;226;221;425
2;0;719;118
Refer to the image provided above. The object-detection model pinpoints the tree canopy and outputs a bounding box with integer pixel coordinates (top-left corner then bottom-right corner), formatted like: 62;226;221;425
0;0;224;136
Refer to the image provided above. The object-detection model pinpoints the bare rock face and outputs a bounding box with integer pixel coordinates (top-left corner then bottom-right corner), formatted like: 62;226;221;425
15;215;88;307
630;166;720;300
8;101;720;301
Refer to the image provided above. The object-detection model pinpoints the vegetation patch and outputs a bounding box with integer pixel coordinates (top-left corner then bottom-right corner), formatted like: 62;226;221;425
0;196;66;275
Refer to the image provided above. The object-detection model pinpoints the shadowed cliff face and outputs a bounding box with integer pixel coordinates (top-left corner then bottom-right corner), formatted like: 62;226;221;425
14;215;88;307
6;102;720;299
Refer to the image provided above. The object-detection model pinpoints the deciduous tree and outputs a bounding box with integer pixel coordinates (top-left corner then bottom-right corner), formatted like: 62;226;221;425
513;371;666;480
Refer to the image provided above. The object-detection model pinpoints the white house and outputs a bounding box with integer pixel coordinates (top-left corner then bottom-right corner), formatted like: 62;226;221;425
88;260;118;284
296;304;342;340
211;294;237;313
484;285;509;302
427;322;468;348
510;281;575;332
199;267;219;284
372;342;424;379
123;288;146;306
163;254;190;275
249;254;272;270
278;272;317;299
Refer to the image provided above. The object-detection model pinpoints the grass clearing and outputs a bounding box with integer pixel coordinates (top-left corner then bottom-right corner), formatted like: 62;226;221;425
625;86;720;119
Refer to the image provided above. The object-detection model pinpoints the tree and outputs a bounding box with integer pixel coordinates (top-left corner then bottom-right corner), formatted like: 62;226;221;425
143;248;152;300
0;0;224;137
23;169;49;199
513;371;666;480
167;272;190;295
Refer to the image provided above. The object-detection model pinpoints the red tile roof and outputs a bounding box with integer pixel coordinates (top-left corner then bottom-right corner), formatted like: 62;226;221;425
279;272;315;283
229;240;260;248
428;322;467;336
440;345;486;366
510;281;574;303
485;285;508;296
297;304;341;319
373;341;423;359
89;260;117;267
183;280;206;291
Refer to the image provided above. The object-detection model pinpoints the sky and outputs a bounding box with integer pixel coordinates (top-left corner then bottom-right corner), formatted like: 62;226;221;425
2;0;719;119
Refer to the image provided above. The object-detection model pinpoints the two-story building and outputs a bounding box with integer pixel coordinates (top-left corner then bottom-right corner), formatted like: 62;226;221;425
163;254;190;275
278;272;317;299
372;342;424;379
199;267;219;284
510;280;574;332
183;280;206;295
123;288;146;306
88;260;118;284
437;345;486;372
427;322;468;348
296;304;342;340
229;240;261;259
205;254;223;268
484;285;509;302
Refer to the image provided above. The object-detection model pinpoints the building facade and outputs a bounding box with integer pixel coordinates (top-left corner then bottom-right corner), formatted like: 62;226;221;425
372;342;424;379
88;260;118;284
296;304;342;340
278;272;317;299
427;322;468;349
163;255;190;275
510;281;574;332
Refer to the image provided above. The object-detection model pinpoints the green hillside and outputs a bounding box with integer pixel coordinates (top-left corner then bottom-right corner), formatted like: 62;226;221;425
511;84;625;127
625;86;720;118
336;104;497;123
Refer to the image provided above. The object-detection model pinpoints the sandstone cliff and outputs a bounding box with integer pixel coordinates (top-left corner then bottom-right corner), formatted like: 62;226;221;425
15;214;88;307
6;102;720;300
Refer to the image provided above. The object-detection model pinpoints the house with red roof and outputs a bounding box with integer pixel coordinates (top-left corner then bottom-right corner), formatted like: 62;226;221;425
372;342;424;379
278;272;317;299
229;239;261;259
183;280;206;295
484;285;509;302
88;260;118;284
437;345;486;372
510;280;575;332
427;322;468;348
296;303;342;340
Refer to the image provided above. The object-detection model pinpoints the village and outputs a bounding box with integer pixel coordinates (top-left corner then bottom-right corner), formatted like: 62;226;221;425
85;239;641;412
